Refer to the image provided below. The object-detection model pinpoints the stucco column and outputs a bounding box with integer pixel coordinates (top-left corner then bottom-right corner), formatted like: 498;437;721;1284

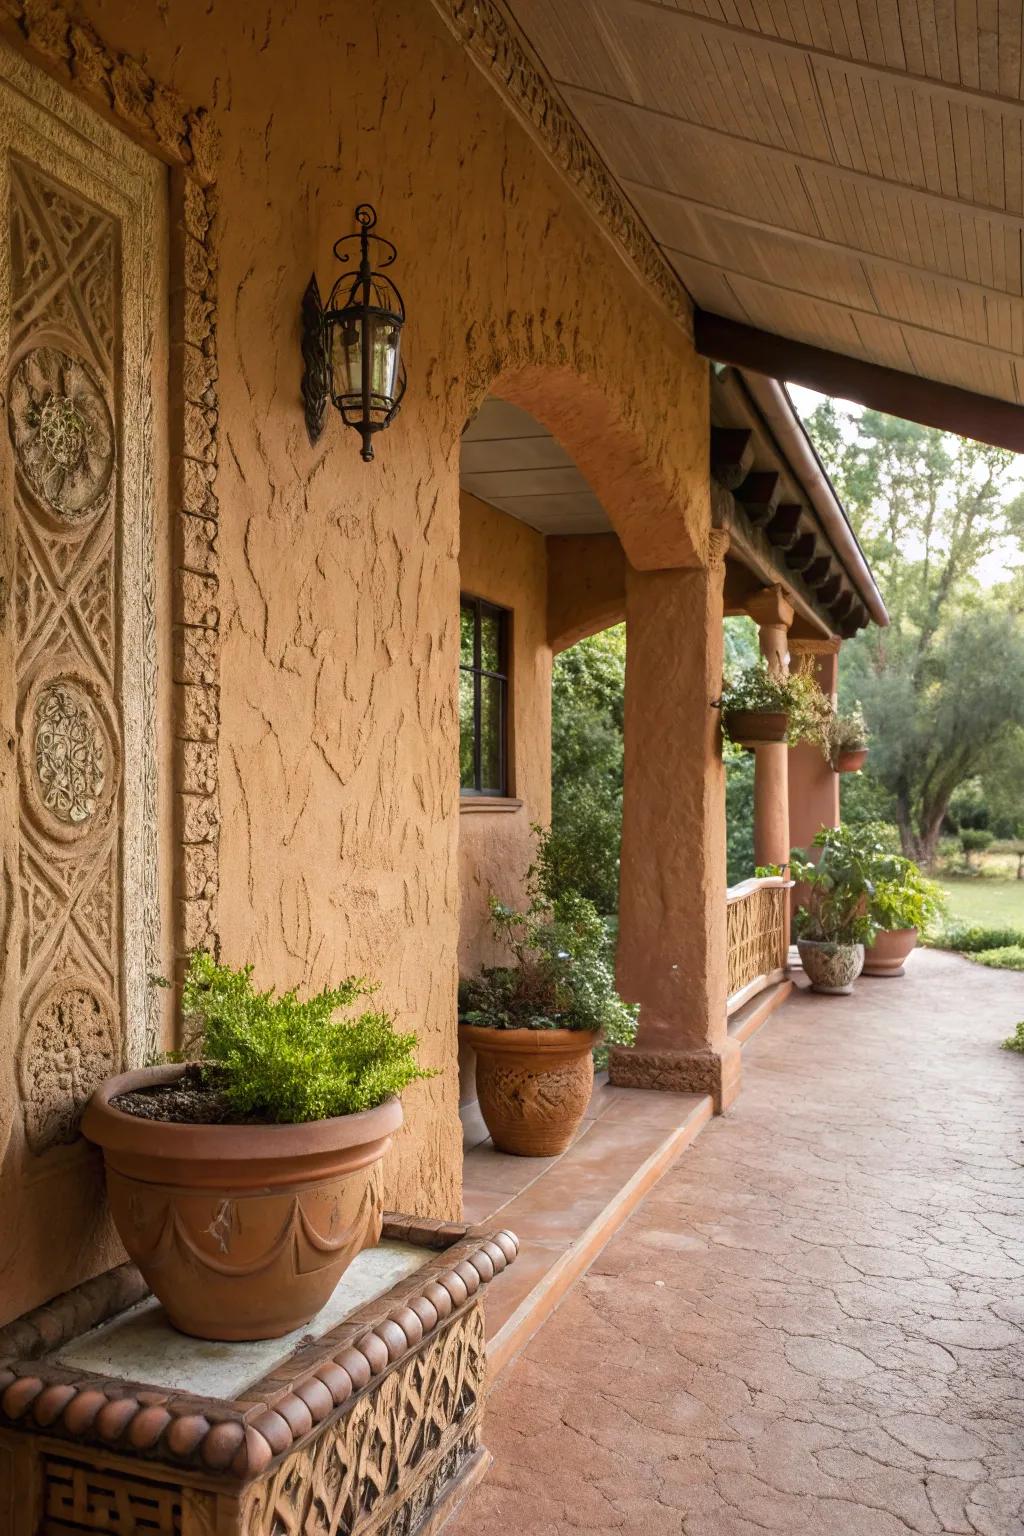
746;586;794;871
789;639;841;853
610;544;739;1111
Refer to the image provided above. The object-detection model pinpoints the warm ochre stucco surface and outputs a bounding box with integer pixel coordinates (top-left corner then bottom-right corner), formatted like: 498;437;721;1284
30;0;711;1222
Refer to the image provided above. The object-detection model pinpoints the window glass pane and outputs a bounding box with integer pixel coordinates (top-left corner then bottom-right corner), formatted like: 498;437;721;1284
460;604;476;668
459;669;476;789
479;675;503;792
480;609;502;673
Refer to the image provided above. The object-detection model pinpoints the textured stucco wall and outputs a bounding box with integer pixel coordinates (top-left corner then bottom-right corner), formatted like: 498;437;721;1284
458;491;551;980
36;0;711;1221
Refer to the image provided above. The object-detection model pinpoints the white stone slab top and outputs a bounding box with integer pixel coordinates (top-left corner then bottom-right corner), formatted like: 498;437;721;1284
56;1239;429;1399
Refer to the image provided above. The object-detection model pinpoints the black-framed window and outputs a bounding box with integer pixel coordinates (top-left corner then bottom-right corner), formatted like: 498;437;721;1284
459;595;509;796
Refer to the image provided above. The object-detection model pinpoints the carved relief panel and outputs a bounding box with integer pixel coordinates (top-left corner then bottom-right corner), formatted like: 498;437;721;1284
0;41;166;1319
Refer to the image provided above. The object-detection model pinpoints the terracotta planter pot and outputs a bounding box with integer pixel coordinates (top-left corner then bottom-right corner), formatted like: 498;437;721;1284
797;938;864;995
834;746;869;773
460;1024;600;1157
82;1065;401;1341
864;927;918;978
724;708;789;747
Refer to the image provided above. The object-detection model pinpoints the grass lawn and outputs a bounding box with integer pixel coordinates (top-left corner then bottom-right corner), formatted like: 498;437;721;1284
939;875;1024;930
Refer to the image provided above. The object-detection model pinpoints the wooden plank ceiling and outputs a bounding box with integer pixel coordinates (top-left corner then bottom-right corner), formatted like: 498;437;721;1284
505;0;1024;408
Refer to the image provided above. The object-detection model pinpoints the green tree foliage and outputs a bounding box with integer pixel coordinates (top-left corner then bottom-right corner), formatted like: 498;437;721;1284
547;627;625;914
804;402;1024;864
723;617;759;884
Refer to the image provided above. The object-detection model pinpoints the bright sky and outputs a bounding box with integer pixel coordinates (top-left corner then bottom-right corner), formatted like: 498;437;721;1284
784;383;1022;589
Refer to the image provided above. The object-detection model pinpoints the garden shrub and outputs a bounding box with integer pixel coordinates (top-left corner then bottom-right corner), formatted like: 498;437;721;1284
933;923;1024;953
1001;1021;1024;1053
971;946;1024;972
174;951;435;1123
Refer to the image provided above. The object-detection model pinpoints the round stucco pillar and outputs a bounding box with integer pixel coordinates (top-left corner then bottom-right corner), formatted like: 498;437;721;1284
789;639;841;854
746;587;794;871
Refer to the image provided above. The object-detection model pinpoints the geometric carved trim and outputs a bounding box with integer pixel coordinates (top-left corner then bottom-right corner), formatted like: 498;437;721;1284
428;0;693;337
0;1220;519;1484
0;0;223;1013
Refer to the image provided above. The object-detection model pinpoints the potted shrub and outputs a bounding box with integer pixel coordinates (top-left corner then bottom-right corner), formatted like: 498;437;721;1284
721;658;833;751
829;704;870;772
83;951;435;1341
790;825;882;994
459;882;636;1156
865;856;944;977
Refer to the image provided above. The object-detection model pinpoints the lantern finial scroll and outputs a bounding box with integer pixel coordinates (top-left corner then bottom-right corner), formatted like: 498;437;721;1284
301;203;406;460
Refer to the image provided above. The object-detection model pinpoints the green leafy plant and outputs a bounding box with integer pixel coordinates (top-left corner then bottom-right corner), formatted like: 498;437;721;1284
973;946;1024;972
960;826;994;869
174;950;436;1124
754;863;785;879
869;857;945;933
790;823;899;946
721;658;834;753
1001;1021;1024;1052
458;875;637;1048
932;922;1024;953
828;704;869;765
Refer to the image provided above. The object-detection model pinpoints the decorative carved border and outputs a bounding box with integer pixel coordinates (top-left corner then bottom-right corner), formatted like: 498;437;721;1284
0;1218;519;1485
429;0;693;337
0;2;223;1008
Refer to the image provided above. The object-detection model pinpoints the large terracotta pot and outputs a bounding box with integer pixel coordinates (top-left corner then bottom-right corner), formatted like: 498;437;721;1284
797;939;864;995
82;1065;401;1341
724;708;788;747
460;1024;600;1157
864;927;918;977
835;746;869;773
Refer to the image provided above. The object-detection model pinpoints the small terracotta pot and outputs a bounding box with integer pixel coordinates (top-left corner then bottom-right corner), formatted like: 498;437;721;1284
724;709;789;747
82;1065;401;1341
863;927;918;978
797;939;864;995
835;747;869;773
460;1024;600;1157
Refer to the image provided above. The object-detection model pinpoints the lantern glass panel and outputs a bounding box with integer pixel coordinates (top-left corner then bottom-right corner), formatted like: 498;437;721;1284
366;311;402;417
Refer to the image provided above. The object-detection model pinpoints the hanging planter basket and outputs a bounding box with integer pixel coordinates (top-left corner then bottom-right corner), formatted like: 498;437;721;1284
834;747;869;773
724;708;789;748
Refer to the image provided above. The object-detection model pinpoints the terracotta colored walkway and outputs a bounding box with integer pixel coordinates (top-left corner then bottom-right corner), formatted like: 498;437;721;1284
451;949;1024;1536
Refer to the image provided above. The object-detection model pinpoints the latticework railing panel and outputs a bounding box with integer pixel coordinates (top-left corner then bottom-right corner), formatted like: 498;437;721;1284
726;879;790;1011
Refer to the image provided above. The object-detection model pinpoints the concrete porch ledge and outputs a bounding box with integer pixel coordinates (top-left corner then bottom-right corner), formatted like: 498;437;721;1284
462;1078;713;1375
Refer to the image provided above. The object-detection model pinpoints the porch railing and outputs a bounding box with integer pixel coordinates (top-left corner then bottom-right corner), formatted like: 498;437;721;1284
726;876;792;1015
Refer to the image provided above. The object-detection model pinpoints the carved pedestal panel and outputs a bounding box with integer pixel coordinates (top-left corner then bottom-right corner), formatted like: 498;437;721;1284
0;1219;516;1536
0;40;165;1320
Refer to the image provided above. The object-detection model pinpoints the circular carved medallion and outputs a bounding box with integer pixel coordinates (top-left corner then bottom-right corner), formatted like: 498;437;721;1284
8;346;114;519
20;983;117;1153
34;681;106;826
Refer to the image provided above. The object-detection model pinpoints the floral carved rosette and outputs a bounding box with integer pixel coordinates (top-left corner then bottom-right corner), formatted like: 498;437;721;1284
18;671;118;848
8;345;114;521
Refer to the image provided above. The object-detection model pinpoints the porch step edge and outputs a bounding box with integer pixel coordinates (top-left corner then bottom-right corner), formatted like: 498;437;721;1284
486;1093;714;1378
728;978;794;1046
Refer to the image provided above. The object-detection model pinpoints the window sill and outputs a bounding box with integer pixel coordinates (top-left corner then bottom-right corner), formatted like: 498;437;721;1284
459;796;524;815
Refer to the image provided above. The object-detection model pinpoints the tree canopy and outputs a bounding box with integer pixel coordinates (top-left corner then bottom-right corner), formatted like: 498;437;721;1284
804;402;1024;864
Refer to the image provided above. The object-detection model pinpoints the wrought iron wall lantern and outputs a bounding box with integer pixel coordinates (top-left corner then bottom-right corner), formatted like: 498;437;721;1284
301;203;406;460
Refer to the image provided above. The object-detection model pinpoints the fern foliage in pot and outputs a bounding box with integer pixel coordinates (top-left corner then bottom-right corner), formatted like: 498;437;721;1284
829;704;870;773
865;847;945;978
459;872;636;1157
790;825;888;995
721;658;834;752
83;952;436;1341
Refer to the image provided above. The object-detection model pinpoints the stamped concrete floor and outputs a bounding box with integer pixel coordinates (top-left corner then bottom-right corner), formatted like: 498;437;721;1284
451;949;1024;1536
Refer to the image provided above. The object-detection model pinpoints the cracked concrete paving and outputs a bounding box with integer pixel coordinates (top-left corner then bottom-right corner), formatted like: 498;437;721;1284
452;949;1024;1536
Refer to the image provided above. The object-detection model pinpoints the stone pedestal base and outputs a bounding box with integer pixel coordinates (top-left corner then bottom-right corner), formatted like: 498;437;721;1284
609;1039;741;1112
0;1217;518;1536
